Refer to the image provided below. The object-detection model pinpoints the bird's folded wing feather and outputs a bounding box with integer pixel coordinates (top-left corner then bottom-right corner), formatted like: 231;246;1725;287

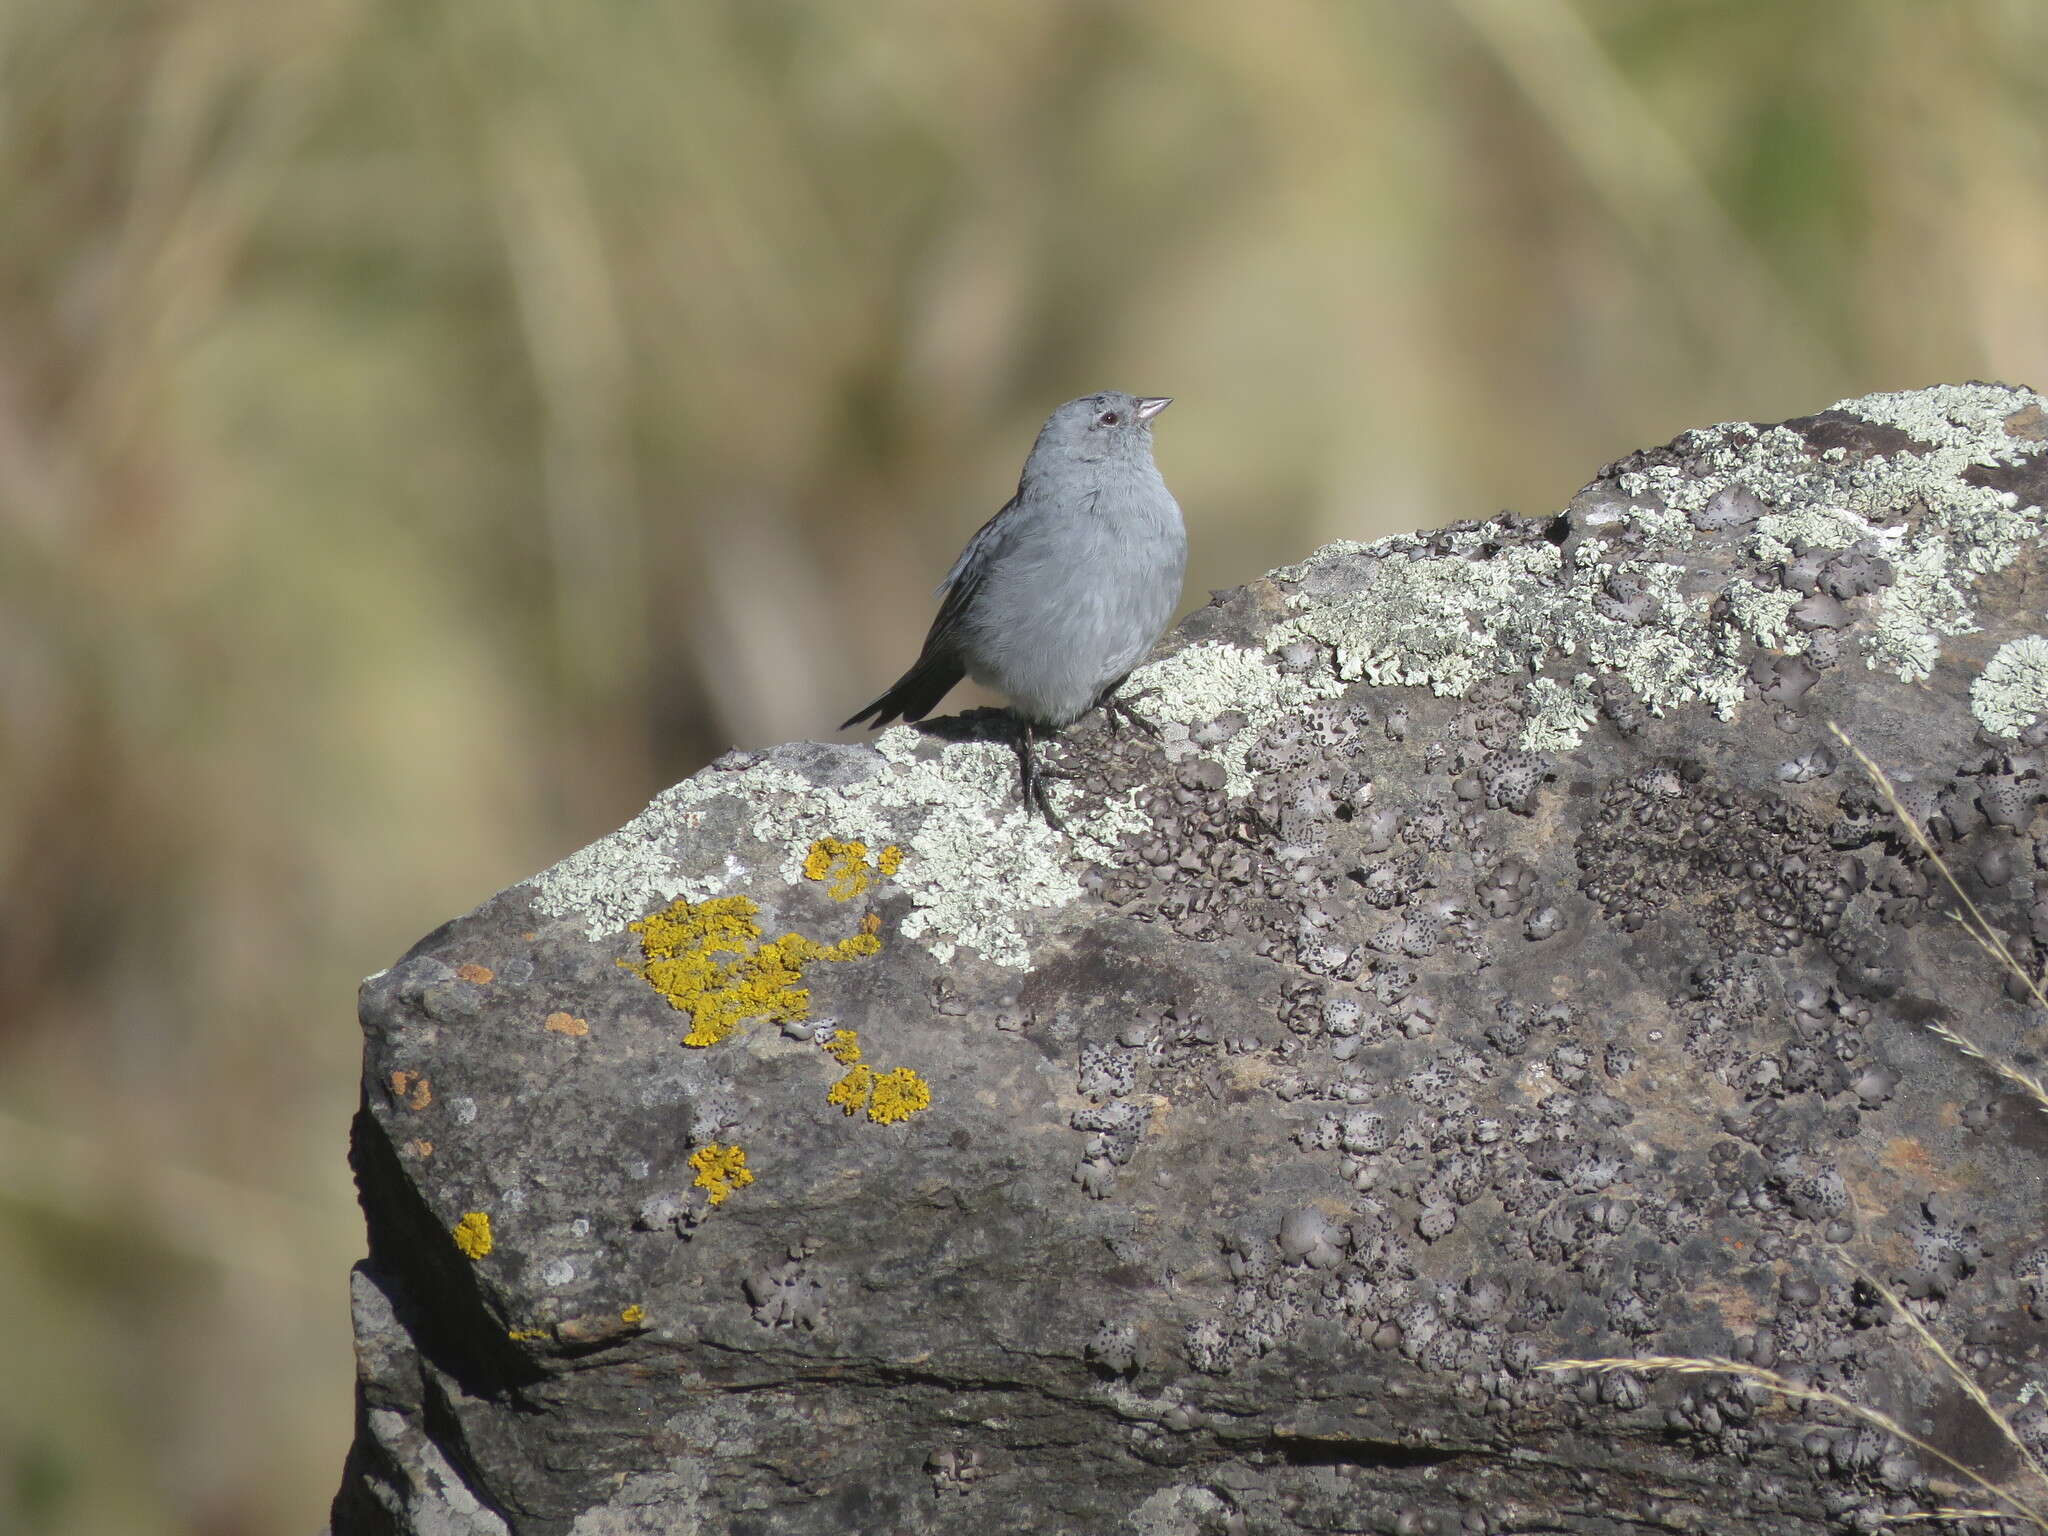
922;492;1023;650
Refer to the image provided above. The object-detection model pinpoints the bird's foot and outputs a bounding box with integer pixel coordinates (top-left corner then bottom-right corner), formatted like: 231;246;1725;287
1101;696;1160;740
1012;725;1069;832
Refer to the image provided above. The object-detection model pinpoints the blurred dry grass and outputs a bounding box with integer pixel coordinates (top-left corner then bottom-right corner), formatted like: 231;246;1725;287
1;1;2044;1530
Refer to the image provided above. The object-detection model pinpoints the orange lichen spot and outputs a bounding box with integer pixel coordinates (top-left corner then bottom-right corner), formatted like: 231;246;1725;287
688;1142;754;1206
860;911;882;937
620;1304;646;1326
390;1070;432;1111
623;895;880;1047
457;963;495;984
827;1064;875;1116
403;1138;434;1159
544;1011;589;1037
452;1211;494;1260
824;1030;864;1065
1882;1136;1938;1178
867;1067;932;1125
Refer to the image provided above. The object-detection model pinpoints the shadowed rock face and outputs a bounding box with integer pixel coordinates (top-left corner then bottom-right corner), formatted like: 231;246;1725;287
334;384;2048;1536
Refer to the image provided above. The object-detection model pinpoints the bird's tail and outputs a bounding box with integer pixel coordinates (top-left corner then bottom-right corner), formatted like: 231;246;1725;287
841;654;965;730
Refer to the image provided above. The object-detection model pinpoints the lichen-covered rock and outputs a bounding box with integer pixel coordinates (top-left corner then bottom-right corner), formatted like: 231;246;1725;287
334;384;2048;1536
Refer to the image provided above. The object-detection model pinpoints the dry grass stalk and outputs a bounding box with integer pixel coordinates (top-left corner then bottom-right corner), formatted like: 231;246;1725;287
1827;724;2048;1011
1853;1267;2048;1504
1538;1356;2047;1530
1926;1020;2048;1122
1875;1511;2029;1527
1829;725;2048;1127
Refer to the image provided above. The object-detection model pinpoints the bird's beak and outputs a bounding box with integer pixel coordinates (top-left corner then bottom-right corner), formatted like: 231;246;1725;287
1135;396;1173;422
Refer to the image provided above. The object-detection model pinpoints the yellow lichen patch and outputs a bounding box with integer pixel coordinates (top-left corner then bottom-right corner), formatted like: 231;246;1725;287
801;838;904;901
867;1067;932;1125
802;838;853;884
816;1030;932;1123
457;963;495;984
620;1304;646;1326
827;1064;875;1116
805;838;870;899
623;895;880;1047
689;1142;754;1206
507;1327;547;1342
544;1011;589;1037
390;1070;432;1111
452;1211;494;1260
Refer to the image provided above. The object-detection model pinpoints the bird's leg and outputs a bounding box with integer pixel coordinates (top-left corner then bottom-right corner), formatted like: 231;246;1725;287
1095;674;1160;739
1012;720;1067;831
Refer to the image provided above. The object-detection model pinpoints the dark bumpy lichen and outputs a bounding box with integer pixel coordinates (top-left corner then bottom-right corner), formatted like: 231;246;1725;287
1022;398;2048;1533
1574;761;1859;955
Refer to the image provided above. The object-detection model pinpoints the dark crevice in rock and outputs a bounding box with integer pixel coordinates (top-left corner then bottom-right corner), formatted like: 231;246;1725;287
1250;1431;1474;1469
349;1105;548;1398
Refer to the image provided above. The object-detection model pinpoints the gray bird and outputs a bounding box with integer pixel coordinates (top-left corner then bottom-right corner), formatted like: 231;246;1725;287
843;391;1185;826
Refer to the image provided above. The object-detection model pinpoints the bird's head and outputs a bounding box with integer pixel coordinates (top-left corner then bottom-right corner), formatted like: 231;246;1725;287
1029;391;1172;468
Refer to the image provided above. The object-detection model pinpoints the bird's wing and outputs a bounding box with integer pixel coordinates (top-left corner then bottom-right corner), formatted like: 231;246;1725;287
837;493;1025;730
924;491;1024;647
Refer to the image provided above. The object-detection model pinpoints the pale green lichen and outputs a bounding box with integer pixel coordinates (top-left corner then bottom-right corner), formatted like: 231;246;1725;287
1973;636;2048;738
1128;641;1343;797
1689;385;2047;684
527;730;1147;966
1868;538;1972;680
1615;461;1696;506
1750;504;1903;560
1622;501;1699;548
1273;534;1565;697
1721;579;1805;652
523;785;716;937
1840;382;2046;457
1518;674;1598;752
1258;383;2047;748
1270;530;1751;744
525;384;2047;970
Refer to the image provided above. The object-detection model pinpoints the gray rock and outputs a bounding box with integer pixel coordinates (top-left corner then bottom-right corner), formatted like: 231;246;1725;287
334;383;2048;1535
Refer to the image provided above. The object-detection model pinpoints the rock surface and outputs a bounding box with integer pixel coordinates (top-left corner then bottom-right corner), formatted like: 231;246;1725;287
334;384;2048;1536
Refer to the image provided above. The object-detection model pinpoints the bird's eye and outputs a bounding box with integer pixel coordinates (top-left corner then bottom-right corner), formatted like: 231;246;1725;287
1098;411;1121;426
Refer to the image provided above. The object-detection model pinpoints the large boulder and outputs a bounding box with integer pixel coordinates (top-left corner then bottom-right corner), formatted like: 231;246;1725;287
334;384;2048;1535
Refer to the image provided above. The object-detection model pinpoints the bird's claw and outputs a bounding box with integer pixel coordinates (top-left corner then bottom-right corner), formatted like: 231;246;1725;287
1012;725;1068;832
1101;696;1160;740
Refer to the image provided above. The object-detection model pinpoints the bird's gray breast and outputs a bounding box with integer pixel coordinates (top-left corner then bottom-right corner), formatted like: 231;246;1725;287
956;460;1186;726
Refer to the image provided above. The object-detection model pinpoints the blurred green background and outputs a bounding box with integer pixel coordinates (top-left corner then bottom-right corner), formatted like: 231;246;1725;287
2;1;2044;1530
